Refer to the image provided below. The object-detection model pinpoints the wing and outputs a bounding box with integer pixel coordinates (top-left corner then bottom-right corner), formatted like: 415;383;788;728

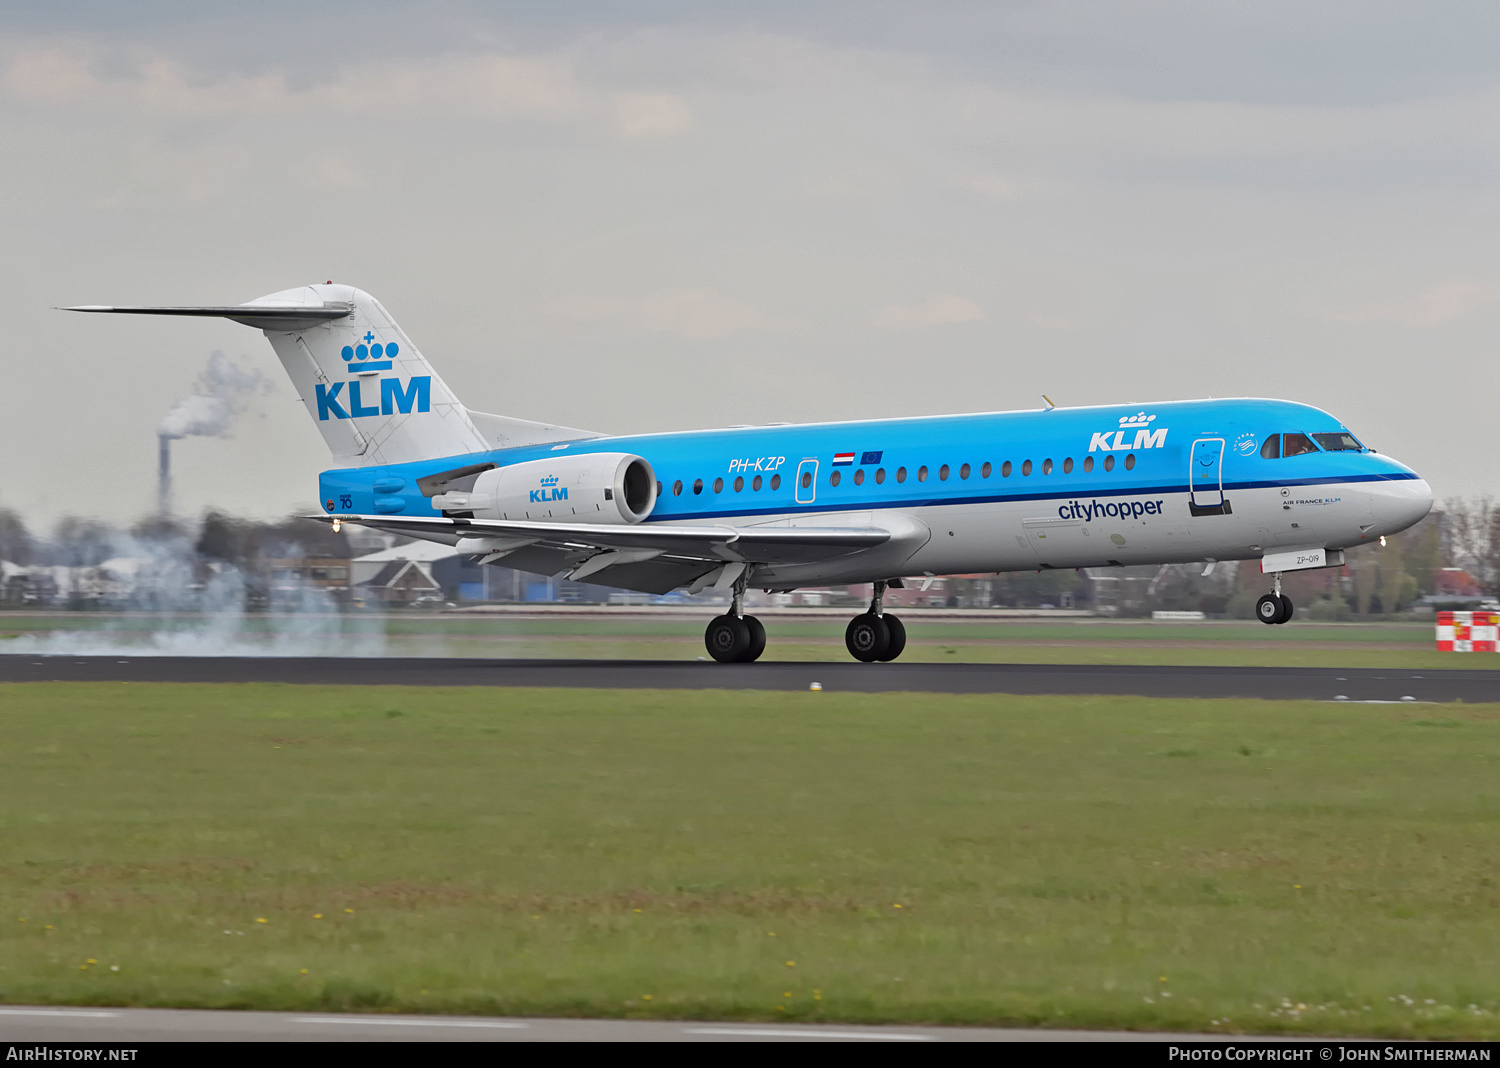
311;513;901;594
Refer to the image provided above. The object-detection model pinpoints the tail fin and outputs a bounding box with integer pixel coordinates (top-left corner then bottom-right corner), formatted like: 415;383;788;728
67;283;596;466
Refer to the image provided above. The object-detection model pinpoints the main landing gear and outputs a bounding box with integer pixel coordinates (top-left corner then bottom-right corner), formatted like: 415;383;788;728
844;581;907;663
704;573;766;663
703;578;912;663
1256;572;1295;625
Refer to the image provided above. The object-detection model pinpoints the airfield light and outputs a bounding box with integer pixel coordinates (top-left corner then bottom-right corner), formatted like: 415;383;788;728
1380;536;1387;547
332;519;341;533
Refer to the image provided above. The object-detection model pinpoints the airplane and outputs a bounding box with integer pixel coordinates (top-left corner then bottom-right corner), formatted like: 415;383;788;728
67;284;1433;662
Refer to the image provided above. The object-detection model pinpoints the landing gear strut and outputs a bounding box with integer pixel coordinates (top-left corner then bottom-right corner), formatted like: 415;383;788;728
1255;571;1294;625
845;581;908;662
705;570;766;663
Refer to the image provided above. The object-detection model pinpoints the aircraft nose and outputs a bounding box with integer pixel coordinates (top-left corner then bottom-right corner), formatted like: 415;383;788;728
1368;478;1433;535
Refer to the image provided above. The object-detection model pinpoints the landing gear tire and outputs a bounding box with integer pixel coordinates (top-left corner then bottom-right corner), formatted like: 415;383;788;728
1256;593;1294;625
743;615;767;663
705;614;752;663
1255;594;1282;625
876;613;906;662
845;613;891;663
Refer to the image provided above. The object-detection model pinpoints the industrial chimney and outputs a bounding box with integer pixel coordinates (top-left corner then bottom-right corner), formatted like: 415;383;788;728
157;433;172;518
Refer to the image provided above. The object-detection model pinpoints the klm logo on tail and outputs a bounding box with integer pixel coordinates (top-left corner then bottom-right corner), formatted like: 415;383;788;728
314;330;431;421
342;333;397;372
315;378;431;421
531;475;567;503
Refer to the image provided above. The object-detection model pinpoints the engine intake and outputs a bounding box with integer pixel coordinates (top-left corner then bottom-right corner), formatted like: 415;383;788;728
430;453;656;525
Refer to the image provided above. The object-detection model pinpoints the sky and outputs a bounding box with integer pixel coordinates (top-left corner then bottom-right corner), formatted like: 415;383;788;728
3;1;1499;526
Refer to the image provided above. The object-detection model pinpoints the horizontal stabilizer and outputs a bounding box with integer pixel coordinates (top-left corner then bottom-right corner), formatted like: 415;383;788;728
64;303;352;331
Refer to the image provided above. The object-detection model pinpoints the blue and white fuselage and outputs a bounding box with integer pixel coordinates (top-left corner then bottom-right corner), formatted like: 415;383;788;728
316;397;1429;591
68;283;1432;659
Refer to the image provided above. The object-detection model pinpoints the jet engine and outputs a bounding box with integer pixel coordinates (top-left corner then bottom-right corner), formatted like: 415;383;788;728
430;453;656;525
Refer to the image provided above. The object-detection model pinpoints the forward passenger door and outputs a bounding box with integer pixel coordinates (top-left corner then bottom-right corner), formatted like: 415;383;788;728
1189;437;1231;516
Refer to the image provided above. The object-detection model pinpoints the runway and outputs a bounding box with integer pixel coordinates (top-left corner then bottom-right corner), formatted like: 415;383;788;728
3;654;1498;702
0;1005;1230;1042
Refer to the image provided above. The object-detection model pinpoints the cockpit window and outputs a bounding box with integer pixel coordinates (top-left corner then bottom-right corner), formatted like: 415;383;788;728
1260;435;1281;459
1282;433;1319;457
1312;432;1362;451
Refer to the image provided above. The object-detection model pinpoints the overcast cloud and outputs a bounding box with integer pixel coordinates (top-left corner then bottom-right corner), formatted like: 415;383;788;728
3;1;1498;522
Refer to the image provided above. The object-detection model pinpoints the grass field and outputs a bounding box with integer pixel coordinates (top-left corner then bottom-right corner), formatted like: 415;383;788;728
1;682;1497;1037
4;612;1490;670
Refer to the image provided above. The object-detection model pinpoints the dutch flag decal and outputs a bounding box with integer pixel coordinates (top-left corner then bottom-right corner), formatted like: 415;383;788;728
832;452;856;466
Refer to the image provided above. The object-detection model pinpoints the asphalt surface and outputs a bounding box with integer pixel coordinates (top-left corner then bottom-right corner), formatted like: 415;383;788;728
2;654;1498;701
0;1006;1230;1042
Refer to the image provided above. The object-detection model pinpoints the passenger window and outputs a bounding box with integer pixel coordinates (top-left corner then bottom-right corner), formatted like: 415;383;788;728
770;474;781;491
830;470;841;487
960;463;970;480
1260;435;1280;459
713;477;724;493
1312;431;1362;451
875;468;886;484
1083;456;1093;473
656;481;662;498
800;471;812;490
1022;460;1033;476
752;475;763;491
1002;461;1012;477
733;476;744;492
939;464;949;481
1124;453;1136;470
981;461;991;478
854;469;865;485
918;466;929;482
1283;433;1319;456
1103;455;1115;472
1062;457;1073;474
1042;458;1053;475
673;480;683;496
896;467;907;483
693;479;704;495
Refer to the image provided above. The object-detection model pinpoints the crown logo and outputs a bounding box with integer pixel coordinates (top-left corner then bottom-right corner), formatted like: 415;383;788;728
540;475;560;487
341;331;399;373
1118;411;1156;427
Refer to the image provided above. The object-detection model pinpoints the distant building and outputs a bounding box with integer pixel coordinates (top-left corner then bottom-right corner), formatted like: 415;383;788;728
1;561;58;606
1434;567;1483;599
268;556;351;606
350;541;452;606
357;558;444;606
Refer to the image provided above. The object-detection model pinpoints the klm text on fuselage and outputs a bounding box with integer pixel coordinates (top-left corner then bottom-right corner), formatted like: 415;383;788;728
1089;427;1168;452
315;377;431;421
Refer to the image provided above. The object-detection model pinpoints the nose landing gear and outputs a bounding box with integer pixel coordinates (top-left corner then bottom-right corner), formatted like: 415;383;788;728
1255;572;1294;625
704;569;766;663
845;581;908;662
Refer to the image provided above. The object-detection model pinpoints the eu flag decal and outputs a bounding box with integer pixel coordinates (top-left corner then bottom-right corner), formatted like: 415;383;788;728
832;452;856;466
860;451;883;465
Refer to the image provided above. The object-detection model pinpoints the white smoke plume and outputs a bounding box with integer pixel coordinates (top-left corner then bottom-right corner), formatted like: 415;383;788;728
7;527;391;658
158;351;269;439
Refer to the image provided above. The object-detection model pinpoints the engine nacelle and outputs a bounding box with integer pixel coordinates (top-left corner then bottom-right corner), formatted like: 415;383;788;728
431;453;656;525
